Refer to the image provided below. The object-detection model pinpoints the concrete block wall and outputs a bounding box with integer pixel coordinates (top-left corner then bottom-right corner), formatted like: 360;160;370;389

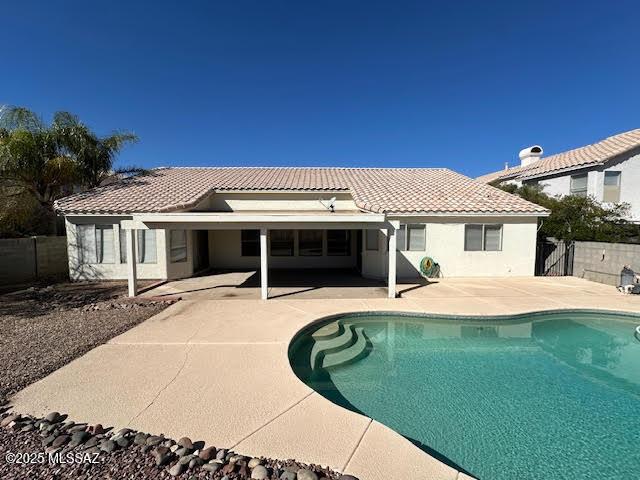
0;236;68;286
573;241;640;285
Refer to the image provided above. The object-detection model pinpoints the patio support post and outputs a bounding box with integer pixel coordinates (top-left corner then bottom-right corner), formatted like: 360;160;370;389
387;220;398;298
260;228;268;300
126;228;138;297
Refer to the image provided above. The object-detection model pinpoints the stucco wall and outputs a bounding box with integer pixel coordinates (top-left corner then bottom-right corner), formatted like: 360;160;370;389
209;229;357;269
361;216;538;279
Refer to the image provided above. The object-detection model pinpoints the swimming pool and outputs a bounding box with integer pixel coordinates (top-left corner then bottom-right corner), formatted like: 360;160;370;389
289;310;640;480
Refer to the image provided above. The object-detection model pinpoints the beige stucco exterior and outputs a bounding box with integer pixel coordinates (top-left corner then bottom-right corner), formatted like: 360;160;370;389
63;192;542;284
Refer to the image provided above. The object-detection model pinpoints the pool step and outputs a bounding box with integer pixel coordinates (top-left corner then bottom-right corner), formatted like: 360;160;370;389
311;322;372;370
312;322;343;341
322;326;371;370
310;323;351;368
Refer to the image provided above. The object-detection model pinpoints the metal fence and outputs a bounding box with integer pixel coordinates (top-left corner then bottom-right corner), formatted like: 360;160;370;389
535;240;575;276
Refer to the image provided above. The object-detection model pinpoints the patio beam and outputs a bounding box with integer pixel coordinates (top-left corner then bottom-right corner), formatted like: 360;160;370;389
125;228;138;297
260;228;268;300
387;220;399;298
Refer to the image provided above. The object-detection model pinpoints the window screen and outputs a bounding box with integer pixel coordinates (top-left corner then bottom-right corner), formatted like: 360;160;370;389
396;225;406;251
137;230;157;264
170;230;187;263
407;224;426;251
464;225;483;251
570;174;588;197
603;171;621;203
78;225;97;264
299;230;323;256
483;225;502;251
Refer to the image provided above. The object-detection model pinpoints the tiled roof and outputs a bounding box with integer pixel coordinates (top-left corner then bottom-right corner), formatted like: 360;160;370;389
55;167;548;215
477;128;640;183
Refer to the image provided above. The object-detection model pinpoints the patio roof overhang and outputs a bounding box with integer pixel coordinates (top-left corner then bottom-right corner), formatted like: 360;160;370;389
120;211;390;230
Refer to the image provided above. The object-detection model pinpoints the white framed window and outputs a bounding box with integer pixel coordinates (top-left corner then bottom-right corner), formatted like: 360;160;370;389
299;230;323;256
170;230;187;263
603;171;621;203
396;224;426;251
365;229;379;251
270;230;294;256
78;224;114;264
120;229;157;263
464;224;502;251
570;174;588;197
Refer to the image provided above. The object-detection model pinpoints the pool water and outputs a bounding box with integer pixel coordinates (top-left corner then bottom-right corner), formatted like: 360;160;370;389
289;311;640;480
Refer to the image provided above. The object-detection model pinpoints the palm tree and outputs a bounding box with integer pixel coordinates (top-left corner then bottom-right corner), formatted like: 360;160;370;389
0;106;139;234
51;111;140;188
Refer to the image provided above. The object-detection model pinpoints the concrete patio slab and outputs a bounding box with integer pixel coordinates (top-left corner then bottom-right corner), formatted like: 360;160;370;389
10;344;189;428
235;393;371;472
9;276;640;480
345;421;459;480
128;343;313;448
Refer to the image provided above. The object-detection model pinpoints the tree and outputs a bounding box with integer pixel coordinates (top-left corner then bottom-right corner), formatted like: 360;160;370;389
496;182;639;243
0;106;138;235
51;111;140;188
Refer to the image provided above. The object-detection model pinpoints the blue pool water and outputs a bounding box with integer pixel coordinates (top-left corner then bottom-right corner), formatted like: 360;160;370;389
289;311;640;480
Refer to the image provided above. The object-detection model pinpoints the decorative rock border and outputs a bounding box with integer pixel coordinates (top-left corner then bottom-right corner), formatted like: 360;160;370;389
0;407;357;480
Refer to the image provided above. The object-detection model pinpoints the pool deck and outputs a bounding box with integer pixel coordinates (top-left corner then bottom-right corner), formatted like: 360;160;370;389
9;276;640;480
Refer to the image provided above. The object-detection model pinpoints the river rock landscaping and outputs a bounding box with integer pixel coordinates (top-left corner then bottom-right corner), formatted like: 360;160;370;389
0;409;352;480
0;281;175;404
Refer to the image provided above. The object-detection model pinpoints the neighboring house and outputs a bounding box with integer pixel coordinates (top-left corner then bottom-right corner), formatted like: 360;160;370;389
477;128;640;222
54;167;548;299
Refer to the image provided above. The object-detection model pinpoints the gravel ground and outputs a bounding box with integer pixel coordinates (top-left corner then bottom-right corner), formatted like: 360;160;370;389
0;281;173;404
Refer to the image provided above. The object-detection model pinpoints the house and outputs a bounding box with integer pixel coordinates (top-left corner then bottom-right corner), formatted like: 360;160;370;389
477;128;640;222
54;167;549;299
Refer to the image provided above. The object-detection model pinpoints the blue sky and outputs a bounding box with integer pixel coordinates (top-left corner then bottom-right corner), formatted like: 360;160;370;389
2;0;639;177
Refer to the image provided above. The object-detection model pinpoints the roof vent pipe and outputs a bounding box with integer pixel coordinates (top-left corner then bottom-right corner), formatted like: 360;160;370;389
519;145;543;167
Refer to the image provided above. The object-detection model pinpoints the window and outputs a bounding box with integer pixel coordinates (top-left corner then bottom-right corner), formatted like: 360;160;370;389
299;230;323;256
365;229;379;251
570;174;588;197
407;224;426;251
78;224;114;264
327;230;351;256
270;230;294;256
120;229;157;263
603;171;621;203
396;224;426;251
464;224;503;251
241;230;259;256
170;230;187;263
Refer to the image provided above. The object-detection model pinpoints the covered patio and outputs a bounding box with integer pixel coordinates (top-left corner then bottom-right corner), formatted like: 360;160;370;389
121;212;400;300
